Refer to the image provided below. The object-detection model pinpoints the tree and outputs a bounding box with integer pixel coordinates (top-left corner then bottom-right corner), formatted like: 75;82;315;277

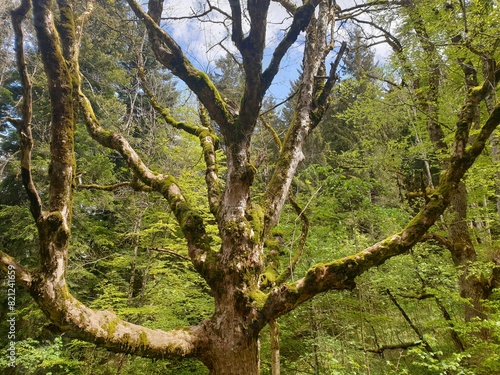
1;0;500;374
380;0;500;337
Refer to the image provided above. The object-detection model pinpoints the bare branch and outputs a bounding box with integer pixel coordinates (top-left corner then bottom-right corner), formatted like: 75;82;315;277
386;289;437;357
237;0;271;125
312;41;348;126
150;247;191;261
228;0;244;47
421;233;454;252
272;0;296;14
161;1;231;22
262;0;322;93
362;341;423;355
260;89;298;117
0;150;19;179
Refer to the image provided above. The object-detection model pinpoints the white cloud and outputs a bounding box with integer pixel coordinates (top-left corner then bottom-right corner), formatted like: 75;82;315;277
159;1;394;99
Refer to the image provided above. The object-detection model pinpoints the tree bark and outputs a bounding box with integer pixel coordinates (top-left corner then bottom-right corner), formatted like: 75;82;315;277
202;321;261;375
269;319;280;375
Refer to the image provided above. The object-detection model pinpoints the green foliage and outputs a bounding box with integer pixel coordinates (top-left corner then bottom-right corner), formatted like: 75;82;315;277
0;337;81;375
1;0;500;373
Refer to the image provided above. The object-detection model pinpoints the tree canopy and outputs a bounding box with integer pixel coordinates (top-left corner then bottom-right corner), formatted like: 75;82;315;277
1;0;500;374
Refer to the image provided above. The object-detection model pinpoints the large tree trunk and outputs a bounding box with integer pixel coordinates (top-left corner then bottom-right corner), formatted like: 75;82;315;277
203;322;261;375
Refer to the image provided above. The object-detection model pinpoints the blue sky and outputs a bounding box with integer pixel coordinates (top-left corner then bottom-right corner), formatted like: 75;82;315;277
161;0;391;101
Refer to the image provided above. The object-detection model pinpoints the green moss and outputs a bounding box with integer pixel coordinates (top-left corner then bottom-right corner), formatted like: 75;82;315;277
259;266;277;288
138;330;149;348
469;85;484;96
247;289;268;308
304;262;326;284
103;318;120;337
247;203;264;242
223;218;248;238
264;239;280;250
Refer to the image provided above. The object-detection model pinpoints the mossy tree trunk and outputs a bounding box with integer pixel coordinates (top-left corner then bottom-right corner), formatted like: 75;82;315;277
1;1;500;374
395;0;500;334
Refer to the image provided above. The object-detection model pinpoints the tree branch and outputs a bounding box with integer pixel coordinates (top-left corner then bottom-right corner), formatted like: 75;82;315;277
0;252;201;359
137;67;209;137
312;41;348;127
263;2;332;235
272;0;296;14
228;0;243;47
237;0;270;128
262;0;322;93
0;250;32;289
137;66;222;216
78;89;218;284
421;233;454;252
259;88;500;324
362;341;423;355
11;0;42;221
77;181;152;192
386;289;437;356
3;249;201;360
126;0;232;130
274;193;310;285
149;247;191;262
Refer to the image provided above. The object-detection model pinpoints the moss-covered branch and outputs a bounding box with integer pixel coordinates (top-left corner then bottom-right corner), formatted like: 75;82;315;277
0;250;33;289
137;67;206;136
33;0;76;218
258;91;500;324
137;67;222;216
11;0;42;221
261;116;283;151
0;249;202;359
78;89;218;282
77;181;152;192
126;0;232;130
263;5;331;235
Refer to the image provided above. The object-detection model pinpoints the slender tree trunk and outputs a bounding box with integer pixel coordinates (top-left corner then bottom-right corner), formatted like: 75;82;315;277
447;183;490;337
127;217;142;305
270;319;280;375
310;308;320;375
358;288;371;375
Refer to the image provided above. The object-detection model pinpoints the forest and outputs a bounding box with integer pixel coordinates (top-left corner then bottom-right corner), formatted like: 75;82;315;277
0;0;499;374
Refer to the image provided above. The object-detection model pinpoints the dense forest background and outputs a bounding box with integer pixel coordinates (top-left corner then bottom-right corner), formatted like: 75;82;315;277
1;0;499;374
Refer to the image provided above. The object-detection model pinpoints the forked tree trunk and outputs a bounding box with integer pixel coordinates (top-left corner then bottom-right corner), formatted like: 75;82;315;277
4;2;500;375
